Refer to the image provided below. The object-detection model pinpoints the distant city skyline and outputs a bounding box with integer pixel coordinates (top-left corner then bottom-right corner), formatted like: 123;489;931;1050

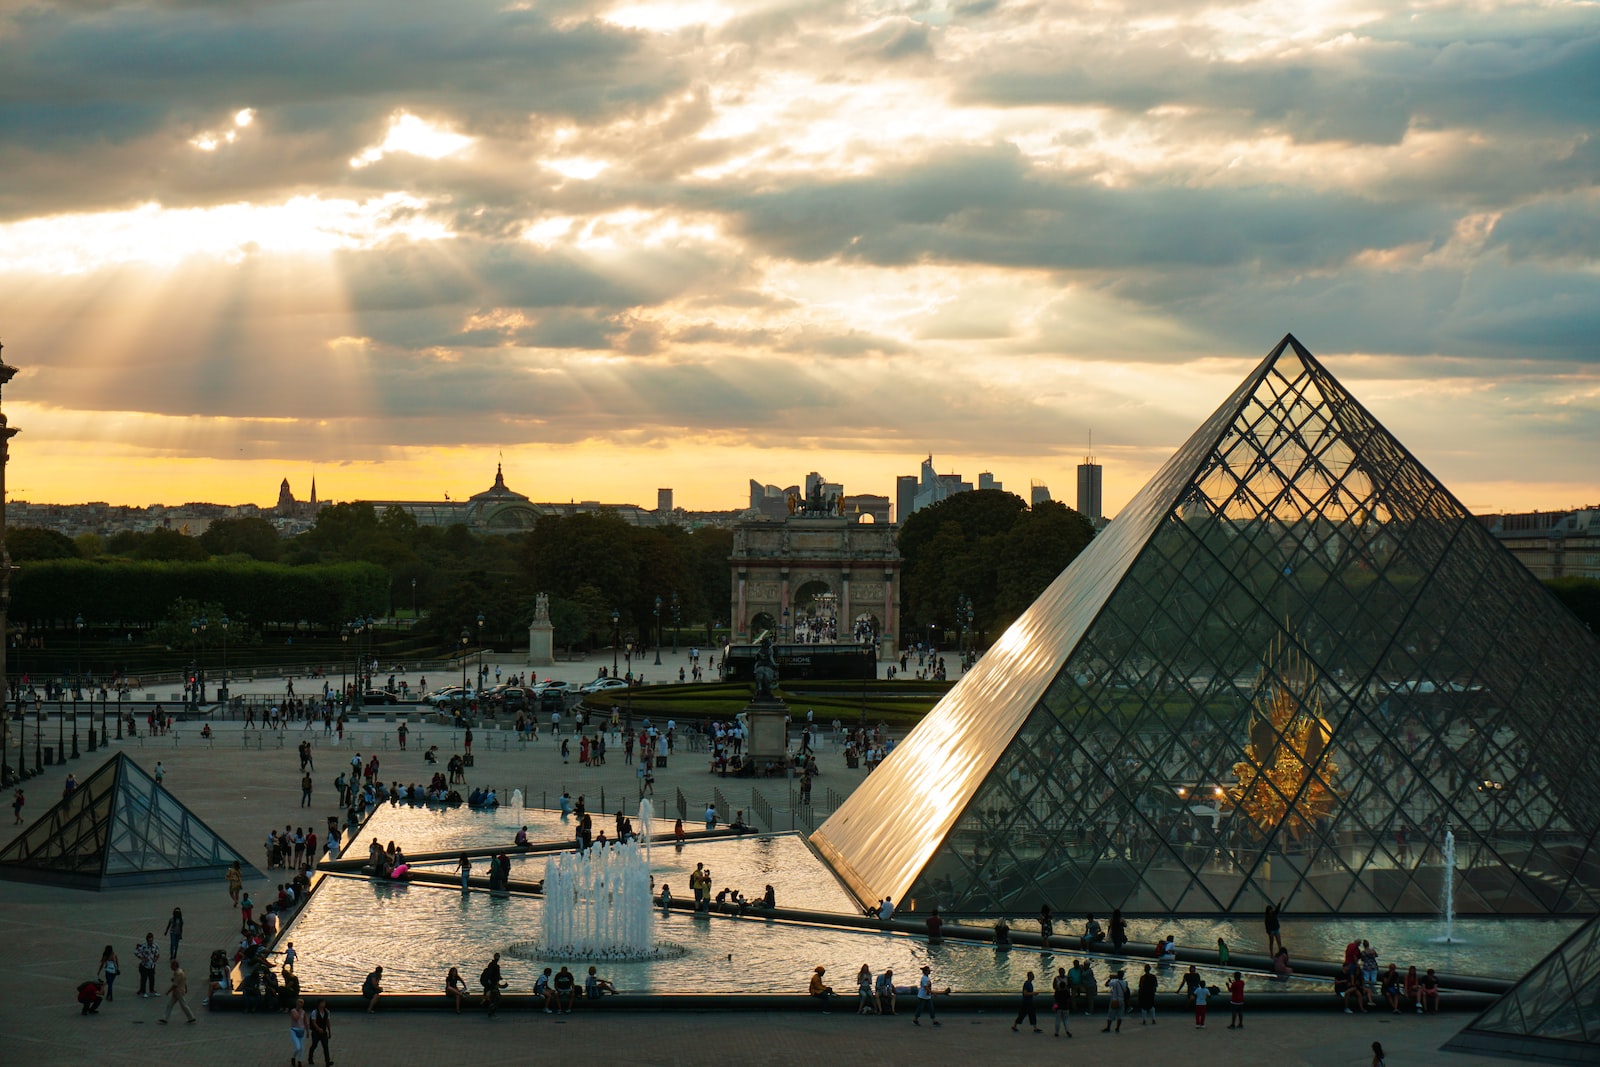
3;2;1596;518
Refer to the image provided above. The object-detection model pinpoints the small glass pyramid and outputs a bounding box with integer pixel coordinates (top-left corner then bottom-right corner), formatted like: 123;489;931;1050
1445;915;1600;1061
0;752;253;889
812;334;1600;917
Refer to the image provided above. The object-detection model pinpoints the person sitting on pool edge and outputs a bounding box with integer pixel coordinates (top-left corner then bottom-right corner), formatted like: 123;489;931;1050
810;966;836;1010
585;967;617;997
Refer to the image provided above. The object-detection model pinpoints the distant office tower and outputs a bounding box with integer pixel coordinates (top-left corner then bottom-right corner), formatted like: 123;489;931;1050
657;488;673;514
1077;459;1103;524
896;475;917;525
978;472;1002;492
1030;480;1051;507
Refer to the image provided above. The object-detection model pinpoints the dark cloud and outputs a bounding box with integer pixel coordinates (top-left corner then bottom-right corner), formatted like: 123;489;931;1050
715;144;1449;271
961;14;1600;147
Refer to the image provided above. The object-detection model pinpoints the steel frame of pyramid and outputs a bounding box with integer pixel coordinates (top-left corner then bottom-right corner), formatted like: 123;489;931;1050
812;334;1600;918
1444;915;1600;1062
0;751;255;889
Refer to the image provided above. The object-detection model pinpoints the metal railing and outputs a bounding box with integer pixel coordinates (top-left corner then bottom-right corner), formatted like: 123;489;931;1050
751;789;773;832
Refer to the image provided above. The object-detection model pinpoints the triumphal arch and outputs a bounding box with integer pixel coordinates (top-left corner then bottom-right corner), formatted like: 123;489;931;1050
729;487;902;661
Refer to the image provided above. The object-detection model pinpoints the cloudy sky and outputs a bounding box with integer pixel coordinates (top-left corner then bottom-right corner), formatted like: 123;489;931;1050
1;0;1596;516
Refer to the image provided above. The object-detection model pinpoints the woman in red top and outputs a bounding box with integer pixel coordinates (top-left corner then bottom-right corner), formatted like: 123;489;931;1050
1226;972;1245;1029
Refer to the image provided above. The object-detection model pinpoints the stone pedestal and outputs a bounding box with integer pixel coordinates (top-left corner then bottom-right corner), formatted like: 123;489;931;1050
527;621;554;667
742;700;790;764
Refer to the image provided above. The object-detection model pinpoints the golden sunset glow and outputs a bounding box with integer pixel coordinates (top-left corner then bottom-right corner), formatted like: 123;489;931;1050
0;0;1593;513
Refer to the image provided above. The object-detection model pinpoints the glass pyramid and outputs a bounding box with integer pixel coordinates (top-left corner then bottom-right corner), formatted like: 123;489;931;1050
812;334;1600;917
0;752;253;889
1444;915;1600;1062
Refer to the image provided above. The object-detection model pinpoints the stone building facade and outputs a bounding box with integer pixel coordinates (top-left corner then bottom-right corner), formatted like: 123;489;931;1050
729;515;902;660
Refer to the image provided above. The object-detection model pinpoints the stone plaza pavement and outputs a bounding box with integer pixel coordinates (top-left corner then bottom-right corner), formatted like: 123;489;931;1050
0;658;1509;1066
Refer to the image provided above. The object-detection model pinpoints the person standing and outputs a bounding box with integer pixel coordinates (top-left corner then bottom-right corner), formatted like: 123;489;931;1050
1227;971;1245;1029
11;787;23;824
164;907;184;960
1051;967;1073;1037
158;958;195;1024
135;932;160;997
913;964;942;1027
301;772;313;808
307;1000;332;1066
225;860;243;907
1011;970;1041;1033
98;945;120;1003
288;997;308;1067
1137;962;1158;1025
1102;969;1128;1033
1192;979;1210;1029
456;853;473;891
1264;897;1285;955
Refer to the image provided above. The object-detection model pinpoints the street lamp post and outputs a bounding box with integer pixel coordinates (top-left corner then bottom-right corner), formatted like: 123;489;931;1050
116;687;123;740
653;596;662;666
459;627;470;699
476;612;485;691
411;578;417;619
624;637;635;733
671;591;680;656
783;607;790;643
71;613;83;759
340;627;350;706
219;614;230;703
610;609;620;678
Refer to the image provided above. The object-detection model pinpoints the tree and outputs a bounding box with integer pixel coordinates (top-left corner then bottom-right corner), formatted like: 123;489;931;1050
1546;577;1600;634
132;528;208;562
898;490;1094;644
199;517;281;561
6;526;78;561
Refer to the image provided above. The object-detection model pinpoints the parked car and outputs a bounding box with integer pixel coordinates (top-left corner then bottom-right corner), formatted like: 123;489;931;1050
579;677;629;694
362;690;399;705
424;686;475;707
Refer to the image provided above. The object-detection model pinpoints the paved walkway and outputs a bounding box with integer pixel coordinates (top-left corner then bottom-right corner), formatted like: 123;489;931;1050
0;664;1509;1066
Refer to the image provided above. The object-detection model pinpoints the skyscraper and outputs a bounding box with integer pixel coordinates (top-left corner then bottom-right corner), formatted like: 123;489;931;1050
1076;452;1103;525
895;475;917;525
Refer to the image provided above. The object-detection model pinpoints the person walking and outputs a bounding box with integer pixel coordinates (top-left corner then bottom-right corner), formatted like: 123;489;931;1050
288;997;308;1067
1227;971;1245;1029
301;772;313;808
913;964;942;1027
1051;967;1074;1037
307;1000;333;1066
98;944;120;1003
1103;969;1129;1033
135;932;160;997
1011;970;1041;1033
480;952;506;1018
456;853;472;890
164;907;184;960
158;958;196;1024
363;965;383;1012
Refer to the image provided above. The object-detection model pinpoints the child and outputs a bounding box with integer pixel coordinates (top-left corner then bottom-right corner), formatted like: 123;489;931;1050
1192;981;1209;1028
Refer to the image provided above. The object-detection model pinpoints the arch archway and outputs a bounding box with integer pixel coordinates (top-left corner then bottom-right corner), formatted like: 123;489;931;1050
852;612;881;645
792;579;836;643
749;611;778;640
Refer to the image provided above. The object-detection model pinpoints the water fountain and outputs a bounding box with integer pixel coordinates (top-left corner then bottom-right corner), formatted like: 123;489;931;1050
515;839;685;961
508;789;524;822
1436;829;1457;944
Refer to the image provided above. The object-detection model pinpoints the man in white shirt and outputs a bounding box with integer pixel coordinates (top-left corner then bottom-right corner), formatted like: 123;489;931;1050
913;965;942;1026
